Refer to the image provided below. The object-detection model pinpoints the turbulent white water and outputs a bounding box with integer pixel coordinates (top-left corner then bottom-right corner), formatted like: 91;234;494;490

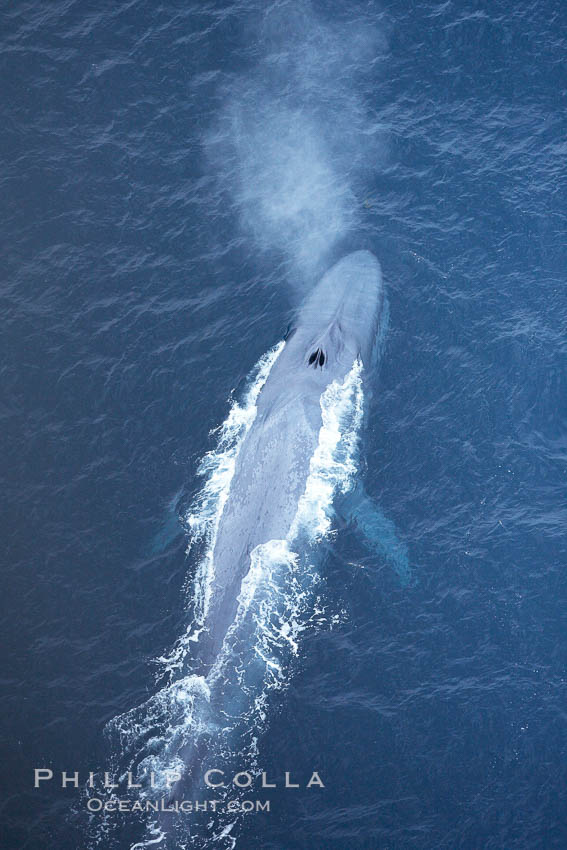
103;347;364;848
105;344;285;787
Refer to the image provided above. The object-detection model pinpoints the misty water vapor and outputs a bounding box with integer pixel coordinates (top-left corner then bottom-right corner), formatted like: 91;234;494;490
205;1;389;286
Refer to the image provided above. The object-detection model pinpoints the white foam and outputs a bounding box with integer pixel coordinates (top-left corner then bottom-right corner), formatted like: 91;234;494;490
289;356;364;540
130;824;166;849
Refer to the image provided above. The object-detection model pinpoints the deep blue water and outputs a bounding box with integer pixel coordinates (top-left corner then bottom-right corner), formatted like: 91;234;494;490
2;1;567;848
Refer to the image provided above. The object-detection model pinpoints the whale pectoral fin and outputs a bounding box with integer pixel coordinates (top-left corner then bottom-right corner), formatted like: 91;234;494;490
341;483;411;586
150;490;185;554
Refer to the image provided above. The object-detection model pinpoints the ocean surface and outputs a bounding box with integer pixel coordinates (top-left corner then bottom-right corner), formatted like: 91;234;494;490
1;1;566;848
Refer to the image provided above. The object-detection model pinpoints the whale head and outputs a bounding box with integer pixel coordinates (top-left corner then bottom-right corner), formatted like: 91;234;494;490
290;250;386;379
257;250;386;420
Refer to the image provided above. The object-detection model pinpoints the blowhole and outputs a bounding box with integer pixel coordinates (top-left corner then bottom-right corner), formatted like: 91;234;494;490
308;348;326;369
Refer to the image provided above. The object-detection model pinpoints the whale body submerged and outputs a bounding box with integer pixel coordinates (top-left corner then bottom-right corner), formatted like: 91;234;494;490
196;250;406;669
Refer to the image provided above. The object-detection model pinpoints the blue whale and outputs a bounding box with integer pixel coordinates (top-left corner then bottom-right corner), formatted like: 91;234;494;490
111;251;409;834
